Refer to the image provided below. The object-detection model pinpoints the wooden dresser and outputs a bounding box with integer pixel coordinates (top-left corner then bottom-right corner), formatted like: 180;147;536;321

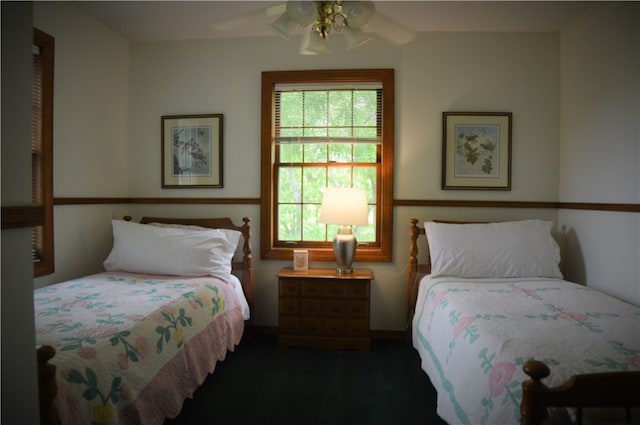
277;267;372;351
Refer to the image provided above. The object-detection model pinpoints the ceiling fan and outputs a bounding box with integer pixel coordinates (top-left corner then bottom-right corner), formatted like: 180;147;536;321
212;1;417;54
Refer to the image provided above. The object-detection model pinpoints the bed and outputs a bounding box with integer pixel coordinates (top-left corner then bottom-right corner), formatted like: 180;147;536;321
35;216;253;425
408;218;640;425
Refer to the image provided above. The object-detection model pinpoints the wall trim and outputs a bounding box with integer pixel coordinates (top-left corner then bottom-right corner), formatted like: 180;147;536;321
1;205;45;229
394;199;640;213
4;198;637;229
54;197;261;205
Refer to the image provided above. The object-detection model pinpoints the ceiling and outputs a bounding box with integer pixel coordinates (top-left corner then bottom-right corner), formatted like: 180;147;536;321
73;1;593;43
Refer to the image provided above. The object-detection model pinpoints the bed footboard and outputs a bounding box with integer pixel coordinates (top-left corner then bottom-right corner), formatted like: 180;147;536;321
521;360;640;425
37;345;59;425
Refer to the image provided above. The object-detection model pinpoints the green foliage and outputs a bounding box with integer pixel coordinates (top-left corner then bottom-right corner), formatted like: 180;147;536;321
276;89;379;243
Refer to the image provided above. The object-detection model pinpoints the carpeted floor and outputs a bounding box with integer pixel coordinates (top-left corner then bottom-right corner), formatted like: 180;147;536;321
164;334;446;425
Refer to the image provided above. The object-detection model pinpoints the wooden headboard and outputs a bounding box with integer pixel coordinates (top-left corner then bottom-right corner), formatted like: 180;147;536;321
128;216;255;318
408;219;429;326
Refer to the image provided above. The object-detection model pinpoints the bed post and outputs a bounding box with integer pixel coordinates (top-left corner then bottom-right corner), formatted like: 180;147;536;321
521;360;551;425
37;345;59;425
241;216;254;324
407;218;420;328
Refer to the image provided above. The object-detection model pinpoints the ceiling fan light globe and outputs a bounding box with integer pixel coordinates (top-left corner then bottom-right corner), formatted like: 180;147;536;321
343;26;370;50
305;30;332;54
342;0;375;28
270;13;296;39
299;27;318;54
287;1;318;26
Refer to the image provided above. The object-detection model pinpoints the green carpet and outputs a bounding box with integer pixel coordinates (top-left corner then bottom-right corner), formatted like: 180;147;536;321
164;334;446;425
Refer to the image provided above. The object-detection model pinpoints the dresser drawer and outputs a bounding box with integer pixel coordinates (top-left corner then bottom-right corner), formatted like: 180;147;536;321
324;319;346;336
324;300;346;317
346;319;369;337
280;299;301;316
302;318;323;336
302;299;323;316
346;281;369;299
280;280;301;298
302;280;324;297
346;300;369;318
325;281;345;298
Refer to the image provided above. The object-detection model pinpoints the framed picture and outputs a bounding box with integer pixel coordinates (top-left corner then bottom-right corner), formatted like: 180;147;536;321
161;114;223;188
442;112;512;190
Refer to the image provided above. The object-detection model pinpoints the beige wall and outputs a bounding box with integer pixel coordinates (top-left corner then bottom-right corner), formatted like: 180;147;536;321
558;2;640;305
31;2;639;332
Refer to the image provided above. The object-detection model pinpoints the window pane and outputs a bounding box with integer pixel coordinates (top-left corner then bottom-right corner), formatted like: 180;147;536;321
280;143;302;163
328;144;352;162
304;91;328;129
278;167;301;203
303;168;326;203
327;167;352;187
278;204;301;241
355;205;376;242
328;91;352;128
303;143;327;163
353;143;376;162
280;92;303;128
303;204;324;241
353;91;377;127
354;167;376;201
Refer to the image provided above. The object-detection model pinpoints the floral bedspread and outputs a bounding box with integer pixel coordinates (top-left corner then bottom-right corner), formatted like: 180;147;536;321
412;276;640;425
34;272;246;425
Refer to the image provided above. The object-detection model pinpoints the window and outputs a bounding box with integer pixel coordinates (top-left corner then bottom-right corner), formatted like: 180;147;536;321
261;69;394;262
32;28;54;277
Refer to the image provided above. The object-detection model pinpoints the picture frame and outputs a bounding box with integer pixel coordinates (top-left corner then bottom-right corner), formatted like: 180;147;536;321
442;112;512;190
161;114;223;188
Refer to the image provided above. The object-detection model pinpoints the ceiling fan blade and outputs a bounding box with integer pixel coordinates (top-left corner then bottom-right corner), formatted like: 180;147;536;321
212;3;286;31
364;12;417;46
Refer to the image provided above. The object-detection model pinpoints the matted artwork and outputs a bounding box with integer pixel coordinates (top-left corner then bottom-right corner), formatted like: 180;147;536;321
161;114;223;188
442;112;512;190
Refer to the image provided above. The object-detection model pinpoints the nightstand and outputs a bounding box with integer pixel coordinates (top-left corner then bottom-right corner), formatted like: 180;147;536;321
277;267;372;352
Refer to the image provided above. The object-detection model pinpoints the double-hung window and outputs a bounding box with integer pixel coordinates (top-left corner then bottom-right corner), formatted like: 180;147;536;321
261;69;394;262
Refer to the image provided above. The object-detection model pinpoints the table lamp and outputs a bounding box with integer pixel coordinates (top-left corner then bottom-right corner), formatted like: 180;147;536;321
319;187;369;274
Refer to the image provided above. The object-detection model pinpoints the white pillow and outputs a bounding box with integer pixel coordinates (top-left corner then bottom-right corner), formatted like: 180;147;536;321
425;220;562;279
146;221;241;248
103;220;241;278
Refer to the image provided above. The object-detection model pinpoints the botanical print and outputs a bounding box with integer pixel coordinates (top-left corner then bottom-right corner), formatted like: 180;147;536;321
171;125;212;176
454;124;499;177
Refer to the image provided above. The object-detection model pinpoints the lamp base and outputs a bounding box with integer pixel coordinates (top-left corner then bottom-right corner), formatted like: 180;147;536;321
333;226;357;274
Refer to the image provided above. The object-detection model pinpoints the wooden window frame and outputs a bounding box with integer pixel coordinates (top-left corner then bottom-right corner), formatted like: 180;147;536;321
33;28;54;277
260;69;394;262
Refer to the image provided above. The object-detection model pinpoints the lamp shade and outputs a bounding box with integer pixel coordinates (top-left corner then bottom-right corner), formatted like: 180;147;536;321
319;187;368;226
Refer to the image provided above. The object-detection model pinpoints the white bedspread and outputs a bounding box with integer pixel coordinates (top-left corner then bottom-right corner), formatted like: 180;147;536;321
412;276;640;425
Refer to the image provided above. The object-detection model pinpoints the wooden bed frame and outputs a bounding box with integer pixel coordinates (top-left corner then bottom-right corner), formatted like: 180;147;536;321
37;216;254;425
408;218;640;425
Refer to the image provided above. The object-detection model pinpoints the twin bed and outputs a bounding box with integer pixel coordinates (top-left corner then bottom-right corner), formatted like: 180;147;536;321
408;219;640;425
35;216;253;425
